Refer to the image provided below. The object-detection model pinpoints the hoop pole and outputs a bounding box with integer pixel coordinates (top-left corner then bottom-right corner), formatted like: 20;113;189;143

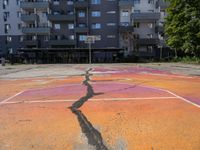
89;42;92;64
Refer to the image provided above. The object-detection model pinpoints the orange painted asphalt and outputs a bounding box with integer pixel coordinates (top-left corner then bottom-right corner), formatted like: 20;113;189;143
0;66;200;150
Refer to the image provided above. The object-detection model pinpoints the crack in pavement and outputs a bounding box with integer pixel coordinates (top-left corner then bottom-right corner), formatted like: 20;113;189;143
72;109;109;150
69;68;108;150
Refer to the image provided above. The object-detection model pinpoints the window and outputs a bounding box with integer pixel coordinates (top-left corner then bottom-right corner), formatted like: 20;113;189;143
53;0;60;5
134;22;140;28
148;10;154;12
16;0;20;5
54;24;61;30
8;48;13;54
6;36;12;42
148;0;154;4
147;34;153;39
18;23;21;29
107;35;116;38
91;23;101;29
78;24;86;27
3;0;9;9
147;46;153;53
107;11;116;14
67;0;73;5
133;0;140;4
134;34;139;39
4;24;11;34
17;11;21;18
43;36;48;41
20;36;23;42
79;35;86;41
78;11;85;17
68;24;74;29
121;22;129;26
147;23;153;28
107;23;116;26
91;11;101;17
69;35;74;40
91;0;101;4
67;11;73;15
3;12;9;22
42;12;47;17
33;36;37;41
95;35;101;41
134;10;140;13
122;11;129;17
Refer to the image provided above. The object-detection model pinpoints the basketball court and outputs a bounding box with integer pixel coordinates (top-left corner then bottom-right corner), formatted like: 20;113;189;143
0;64;200;150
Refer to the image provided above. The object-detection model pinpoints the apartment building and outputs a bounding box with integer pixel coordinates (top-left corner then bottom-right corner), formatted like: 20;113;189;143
0;0;22;56
0;0;169;63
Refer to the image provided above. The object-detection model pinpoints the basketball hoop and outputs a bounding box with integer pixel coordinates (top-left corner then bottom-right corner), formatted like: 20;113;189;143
84;36;96;44
84;35;99;64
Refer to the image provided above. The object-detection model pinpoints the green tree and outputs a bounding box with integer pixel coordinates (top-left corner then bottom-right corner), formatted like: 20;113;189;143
165;0;200;56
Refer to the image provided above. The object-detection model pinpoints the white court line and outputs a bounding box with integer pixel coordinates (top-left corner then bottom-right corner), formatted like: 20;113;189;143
3;96;177;105
0;91;25;106
92;70;194;79
140;72;193;79
92;81;200;109
139;84;200;109
165;90;200;109
1;82;199;109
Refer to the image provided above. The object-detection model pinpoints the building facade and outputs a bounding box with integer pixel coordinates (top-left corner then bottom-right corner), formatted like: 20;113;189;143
0;0;169;63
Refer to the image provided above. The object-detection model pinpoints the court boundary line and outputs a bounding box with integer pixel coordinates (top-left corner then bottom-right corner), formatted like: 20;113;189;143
91;70;194;79
139;84;200;109
3;96;177;105
139;72;193;79
92;82;200;109
1;81;199;109
0;91;25;106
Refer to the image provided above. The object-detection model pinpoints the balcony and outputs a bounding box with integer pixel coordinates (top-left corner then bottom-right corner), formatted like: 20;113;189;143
132;13;160;21
21;14;38;22
119;26;134;32
23;40;38;46
22;27;51;34
134;38;159;45
74;27;89;33
47;14;75;22
74;1;88;8
48;40;76;46
157;0;169;9
155;25;164;33
119;0;134;8
20;1;50;9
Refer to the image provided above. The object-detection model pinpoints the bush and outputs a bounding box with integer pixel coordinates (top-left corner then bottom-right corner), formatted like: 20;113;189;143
172;56;200;64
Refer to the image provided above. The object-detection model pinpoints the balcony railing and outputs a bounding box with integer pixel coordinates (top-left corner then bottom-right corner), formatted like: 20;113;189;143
157;0;169;9
119;26;134;32
134;38;159;45
132;13;160;21
74;27;89;33
47;14;75;22
74;0;88;8
119;0;134;7
22;27;51;34
21;14;38;22
20;0;50;9
48;40;76;46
